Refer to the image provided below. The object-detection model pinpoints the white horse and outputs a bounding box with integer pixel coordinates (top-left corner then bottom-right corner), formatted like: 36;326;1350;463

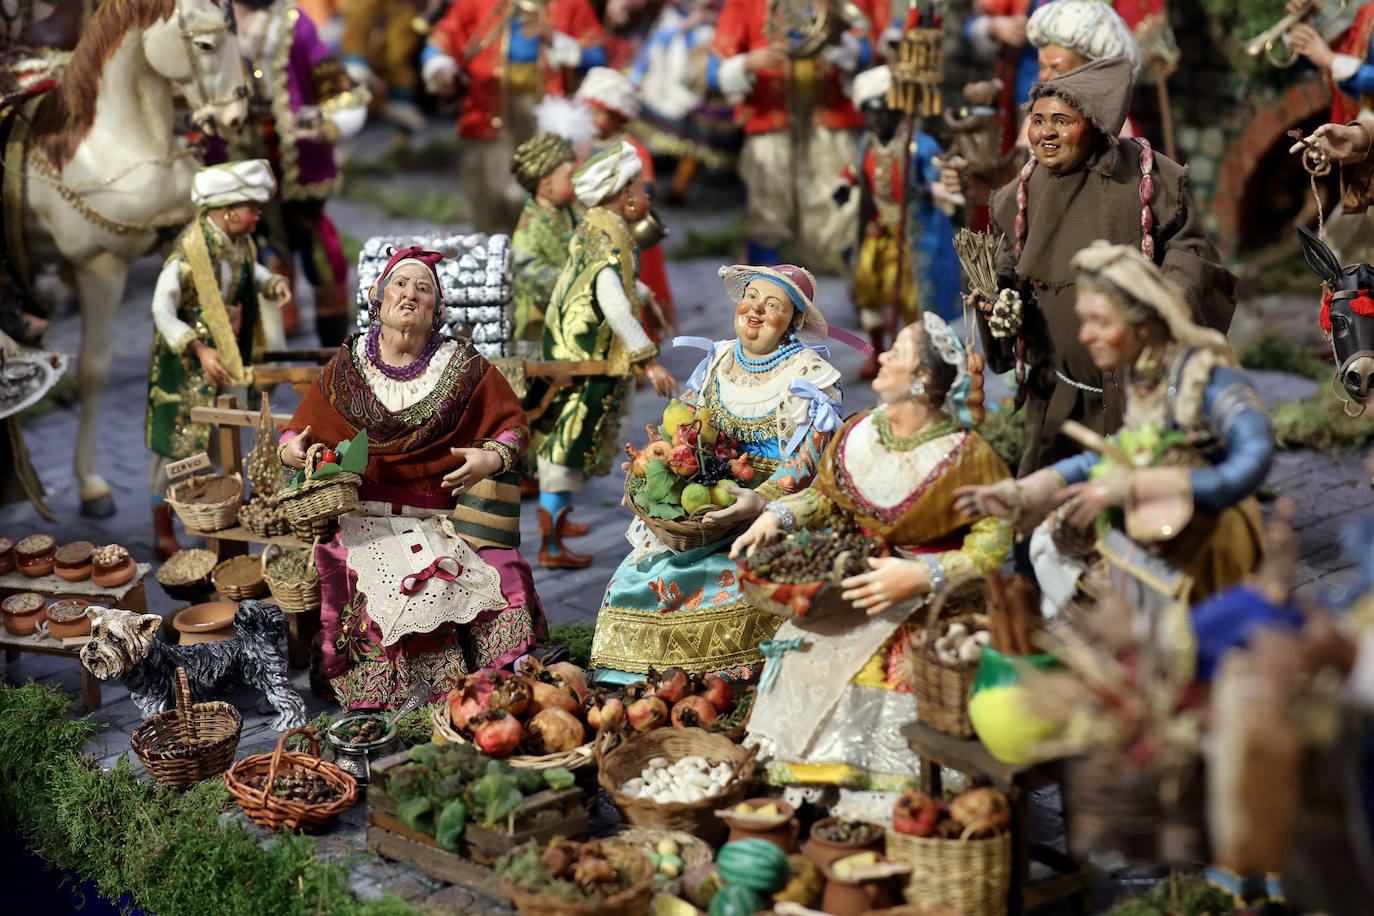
15;0;248;516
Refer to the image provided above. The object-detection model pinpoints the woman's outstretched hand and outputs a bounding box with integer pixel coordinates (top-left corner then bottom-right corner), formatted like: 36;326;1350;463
702;484;763;528
729;510;781;559
840;556;929;616
442;447;502;493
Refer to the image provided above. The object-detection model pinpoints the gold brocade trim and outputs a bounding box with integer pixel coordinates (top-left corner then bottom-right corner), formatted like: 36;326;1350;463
590;602;783;675
701;377;781;443
183;221;252;386
149;388;182;407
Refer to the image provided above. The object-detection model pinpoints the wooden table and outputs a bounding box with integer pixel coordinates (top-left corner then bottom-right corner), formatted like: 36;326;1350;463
902;720;1096;914
0;563;151;711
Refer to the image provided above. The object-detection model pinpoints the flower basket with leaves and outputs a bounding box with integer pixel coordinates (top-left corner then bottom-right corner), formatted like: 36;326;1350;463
278;431;366;526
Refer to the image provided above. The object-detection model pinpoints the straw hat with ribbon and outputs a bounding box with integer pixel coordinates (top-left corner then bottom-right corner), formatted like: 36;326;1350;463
717;263;829;344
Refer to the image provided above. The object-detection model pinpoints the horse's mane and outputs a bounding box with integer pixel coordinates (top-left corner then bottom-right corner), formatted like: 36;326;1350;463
32;0;180;170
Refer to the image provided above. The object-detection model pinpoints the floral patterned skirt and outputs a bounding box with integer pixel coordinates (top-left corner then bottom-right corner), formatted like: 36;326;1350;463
591;538;782;682
316;538;544;710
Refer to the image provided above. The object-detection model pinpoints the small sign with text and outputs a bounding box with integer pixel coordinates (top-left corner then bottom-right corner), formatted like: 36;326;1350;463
165;452;211;480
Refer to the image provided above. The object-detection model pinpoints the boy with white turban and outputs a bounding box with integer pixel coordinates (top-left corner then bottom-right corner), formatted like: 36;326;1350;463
145;160;292;559
534;143;678;568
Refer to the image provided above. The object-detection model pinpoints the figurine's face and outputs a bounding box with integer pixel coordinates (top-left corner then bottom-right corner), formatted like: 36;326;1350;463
1037;45;1088;82
861;99;902;141
590;106;625;140
379;263;438;334
1075;288;1142;370
539;161;576;207
734;278;796;356
872;323;922;403
218;202;262;239
1027;96;1097;173
618;175;649;222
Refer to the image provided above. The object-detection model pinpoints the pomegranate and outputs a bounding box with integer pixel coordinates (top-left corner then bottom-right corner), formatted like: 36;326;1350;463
586;692;625;731
700;674;734;713
493;673;532;718
653;666;690;704
472;709;523;757
547;661;589;702
670;694;718;728
526;707;585;753
892;790;941;837
449;669;498;731
626;694;668;732
520;658;583;715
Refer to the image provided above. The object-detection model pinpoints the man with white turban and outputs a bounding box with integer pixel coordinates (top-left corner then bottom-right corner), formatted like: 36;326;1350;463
1026;0;1143;136
145;160;292;559
534;143;678;568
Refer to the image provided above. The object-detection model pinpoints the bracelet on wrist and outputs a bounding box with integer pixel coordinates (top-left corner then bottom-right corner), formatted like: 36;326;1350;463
764;500;795;532
916;554;948;596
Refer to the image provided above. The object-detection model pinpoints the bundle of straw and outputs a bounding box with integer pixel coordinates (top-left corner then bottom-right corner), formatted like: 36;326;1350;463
953;229;1002;300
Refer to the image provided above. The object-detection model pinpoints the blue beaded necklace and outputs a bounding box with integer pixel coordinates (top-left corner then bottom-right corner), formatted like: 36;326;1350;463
734;338;802;373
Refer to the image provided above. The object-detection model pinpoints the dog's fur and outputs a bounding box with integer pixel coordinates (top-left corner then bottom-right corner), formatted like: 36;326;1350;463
81;600;306;731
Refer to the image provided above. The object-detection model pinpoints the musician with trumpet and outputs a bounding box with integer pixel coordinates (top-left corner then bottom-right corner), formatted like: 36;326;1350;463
708;0;879;273
1282;0;1374;125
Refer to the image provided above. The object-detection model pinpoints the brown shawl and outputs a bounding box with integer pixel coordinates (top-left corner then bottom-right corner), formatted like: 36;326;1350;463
289;335;528;495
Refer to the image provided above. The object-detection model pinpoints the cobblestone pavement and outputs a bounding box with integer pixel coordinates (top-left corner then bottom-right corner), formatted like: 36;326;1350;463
3;120;1370;913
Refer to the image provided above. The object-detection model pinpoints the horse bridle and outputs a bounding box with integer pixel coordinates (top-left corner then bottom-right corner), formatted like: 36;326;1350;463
174;0;250;114
1327;288;1374;417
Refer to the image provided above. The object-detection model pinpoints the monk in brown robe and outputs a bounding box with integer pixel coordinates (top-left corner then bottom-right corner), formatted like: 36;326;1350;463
973;55;1235;474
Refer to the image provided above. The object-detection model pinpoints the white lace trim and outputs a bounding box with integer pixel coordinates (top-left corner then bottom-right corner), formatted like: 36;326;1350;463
339;513;506;646
842;415;963;509
707;343;841;445
623;516;670;564
351;336;460;413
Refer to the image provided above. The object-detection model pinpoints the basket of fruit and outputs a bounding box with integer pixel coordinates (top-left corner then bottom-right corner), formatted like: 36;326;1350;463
623;401;765;554
614;827;712;894
738;528;886;623
884;787;1012;916
497;838;656;916
277;434;365;526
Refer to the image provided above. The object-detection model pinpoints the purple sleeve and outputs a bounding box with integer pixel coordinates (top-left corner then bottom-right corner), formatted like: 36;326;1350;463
295;10;332;68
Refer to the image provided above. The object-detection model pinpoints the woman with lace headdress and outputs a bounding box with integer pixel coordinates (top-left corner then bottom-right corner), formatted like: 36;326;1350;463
955;241;1273;610
729;312;1012;793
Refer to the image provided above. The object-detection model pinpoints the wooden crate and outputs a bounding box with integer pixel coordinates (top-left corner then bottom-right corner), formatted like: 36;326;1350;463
366;751;590;894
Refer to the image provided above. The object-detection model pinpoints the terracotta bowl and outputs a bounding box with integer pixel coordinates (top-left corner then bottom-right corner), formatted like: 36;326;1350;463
804;817;886;872
717;797;801;852
15;534;56;578
2;592;46;635
92;556;136;589
173;601;237;644
0;538;14;575
54;540;94;582
45;599;92;640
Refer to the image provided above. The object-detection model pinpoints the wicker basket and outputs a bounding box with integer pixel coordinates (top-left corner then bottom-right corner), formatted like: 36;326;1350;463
224;727;358;833
131;667;243;790
155;548;218;602
598;727;758;846
261;542;320;615
502;844;655;916
909;580;989;740
238;497;292;538
166;473;244;532
211;554;269;601
430;703;605;772
885;828;1011;916
614;826;713;896
623;474;752;554
278;443;361;526
290;514;339;542
1064;753;1207;864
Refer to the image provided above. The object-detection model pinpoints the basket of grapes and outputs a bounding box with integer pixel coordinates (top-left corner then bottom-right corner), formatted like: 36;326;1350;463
622;399;765;553
738;528;887;623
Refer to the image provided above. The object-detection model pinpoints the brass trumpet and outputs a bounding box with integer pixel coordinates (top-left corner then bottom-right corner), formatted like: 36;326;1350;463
1244;0;1318;67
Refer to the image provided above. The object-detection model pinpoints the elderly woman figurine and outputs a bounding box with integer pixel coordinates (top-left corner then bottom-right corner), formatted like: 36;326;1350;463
730;313;1012;791
956;241;1273;608
279;246;544;710
147;159;291;560
535;141;677;568
591;264;843;683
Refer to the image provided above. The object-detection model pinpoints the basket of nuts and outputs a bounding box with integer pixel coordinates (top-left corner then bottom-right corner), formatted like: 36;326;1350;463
92;544;136;588
224;727;357;833
238;494;291;538
738;528;886;624
156;548;218;602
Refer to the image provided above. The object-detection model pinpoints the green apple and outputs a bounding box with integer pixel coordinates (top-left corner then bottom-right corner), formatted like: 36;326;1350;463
681;483;711;515
710;480;737;508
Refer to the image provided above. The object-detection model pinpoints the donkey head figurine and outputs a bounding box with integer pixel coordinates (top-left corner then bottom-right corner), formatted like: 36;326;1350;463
1298;226;1374;411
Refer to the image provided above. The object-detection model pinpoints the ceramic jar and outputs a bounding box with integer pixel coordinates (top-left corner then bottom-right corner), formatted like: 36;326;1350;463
819;856;901;916
804;817;886;872
324;714;401;784
967;646;1065;765
0;538;14;575
54;541;94;582
2;592;46;635
92;544;135;588
45;599;92;640
718;797;801;852
15;534;56;578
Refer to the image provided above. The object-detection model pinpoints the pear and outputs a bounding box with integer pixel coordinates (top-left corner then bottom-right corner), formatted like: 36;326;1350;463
709;480;737;508
681;483;711;515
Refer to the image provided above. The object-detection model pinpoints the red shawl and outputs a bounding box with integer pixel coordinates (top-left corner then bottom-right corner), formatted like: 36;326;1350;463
1332;3;1374;124
288;337;528;497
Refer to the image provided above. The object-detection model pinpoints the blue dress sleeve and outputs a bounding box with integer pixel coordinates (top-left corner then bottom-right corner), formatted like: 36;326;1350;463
1337;35;1374;97
1051;451;1101;485
1189;366;1273;511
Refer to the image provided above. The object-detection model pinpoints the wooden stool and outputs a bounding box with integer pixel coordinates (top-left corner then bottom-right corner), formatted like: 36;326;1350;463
903;720;1096;914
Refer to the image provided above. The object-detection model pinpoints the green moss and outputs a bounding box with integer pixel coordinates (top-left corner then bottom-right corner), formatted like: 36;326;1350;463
1237;332;1327;381
1107;872;1235;916
0;682;423;916
1272;394;1374;452
978;401;1026;472
546;624;594;670
342;136;462;179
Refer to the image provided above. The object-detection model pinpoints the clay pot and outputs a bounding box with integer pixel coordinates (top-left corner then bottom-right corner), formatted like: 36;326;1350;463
92;551;136;588
45;599;91;640
173;601;237;644
718;797;801;853
15;534;56;578
804;817;885;872
0;538;14;575
2;592;46;635
819;857;900;916
54;541;94;582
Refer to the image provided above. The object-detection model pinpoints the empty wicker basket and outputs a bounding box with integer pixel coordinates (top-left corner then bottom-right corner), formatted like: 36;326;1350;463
132;667;243;790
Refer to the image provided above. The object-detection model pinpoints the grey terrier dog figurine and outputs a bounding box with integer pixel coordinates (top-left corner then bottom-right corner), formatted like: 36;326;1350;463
81;599;306;731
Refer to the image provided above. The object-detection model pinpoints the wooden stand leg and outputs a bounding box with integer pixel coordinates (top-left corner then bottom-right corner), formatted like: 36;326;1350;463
920;755;942;796
1010;788;1030;915
5;648;17;662
286;610;321;670
81;669;102;711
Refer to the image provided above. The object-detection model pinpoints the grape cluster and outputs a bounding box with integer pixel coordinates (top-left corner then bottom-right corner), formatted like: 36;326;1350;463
746;528;880;583
700;455;733;484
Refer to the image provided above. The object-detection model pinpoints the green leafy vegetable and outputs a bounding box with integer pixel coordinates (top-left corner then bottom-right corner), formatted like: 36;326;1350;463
543;767;575;790
407;743;442;766
435;799;469;852
644;460;677;502
470;772;524;826
397;795;435;835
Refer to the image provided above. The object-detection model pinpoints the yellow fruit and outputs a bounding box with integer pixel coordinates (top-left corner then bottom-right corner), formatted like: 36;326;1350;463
735;803;753;813
681;483;711;515
709;481;737;508
967;685;1063;764
657;838;680;857
755;803;779;816
832;852;878;878
662;399;694;434
695;407;720;444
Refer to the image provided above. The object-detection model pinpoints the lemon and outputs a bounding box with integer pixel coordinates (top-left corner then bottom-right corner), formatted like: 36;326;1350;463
967;685;1063;764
